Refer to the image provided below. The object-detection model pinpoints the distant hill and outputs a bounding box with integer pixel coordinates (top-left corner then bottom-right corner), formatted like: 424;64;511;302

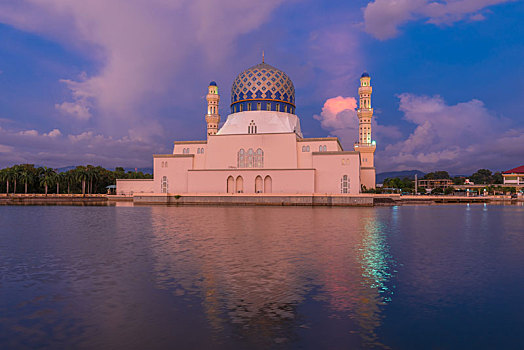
55;166;153;174
376;170;426;184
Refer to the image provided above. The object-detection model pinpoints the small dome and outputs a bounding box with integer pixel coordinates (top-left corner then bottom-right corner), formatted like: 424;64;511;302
209;81;217;86
230;62;295;114
361;72;370;78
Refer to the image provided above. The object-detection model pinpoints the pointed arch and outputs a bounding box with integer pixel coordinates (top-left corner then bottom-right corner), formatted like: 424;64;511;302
238;149;245;168
236;176;244;193
255;148;264;168
264;175;272;193
255;176;263;193
227;176;235;194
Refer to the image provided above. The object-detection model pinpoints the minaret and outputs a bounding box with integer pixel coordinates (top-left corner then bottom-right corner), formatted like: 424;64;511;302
354;72;376;189
205;81;220;137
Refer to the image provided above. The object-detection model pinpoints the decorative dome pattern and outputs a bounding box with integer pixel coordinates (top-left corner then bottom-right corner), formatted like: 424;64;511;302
230;62;295;114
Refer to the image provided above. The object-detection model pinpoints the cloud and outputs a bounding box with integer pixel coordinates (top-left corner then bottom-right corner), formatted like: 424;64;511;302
363;0;514;40
0;0;287;138
314;96;401;148
380;94;524;173
315;93;523;173
0;126;164;168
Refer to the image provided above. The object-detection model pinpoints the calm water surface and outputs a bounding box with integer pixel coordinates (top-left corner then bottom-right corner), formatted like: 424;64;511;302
1;204;523;349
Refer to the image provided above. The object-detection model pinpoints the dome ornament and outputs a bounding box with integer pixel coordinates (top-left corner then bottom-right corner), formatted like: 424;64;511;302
262;50;265;64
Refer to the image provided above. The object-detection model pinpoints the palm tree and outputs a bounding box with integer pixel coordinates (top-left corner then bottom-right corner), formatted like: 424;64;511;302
86;166;99;194
75;166;89;196
2;167;16;194
64;171;74;194
19;169;34;194
12;165;22;194
0;169;9;194
39;167;56;196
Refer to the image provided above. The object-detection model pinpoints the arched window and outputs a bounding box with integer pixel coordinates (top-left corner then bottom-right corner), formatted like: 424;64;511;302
161;176;168;193
266;103;271;111
340;175;350;194
255;148;264;168
319;145;323;152
276;104;280;112
264;175;272;193
227;176;235;194
306;145;310;152
302;146;305;152
197;148;200;154
236;176;244;193
247;148;254;168
201;148;204;154
323;145;327;152
257;103;261;110
165;161;168;168
255;176;263;193
238;149;245;168
248;103;252;111
240;104;243;112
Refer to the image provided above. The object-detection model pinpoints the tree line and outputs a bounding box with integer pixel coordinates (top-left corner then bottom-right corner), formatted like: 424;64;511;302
370;169;510;194
0;165;152;195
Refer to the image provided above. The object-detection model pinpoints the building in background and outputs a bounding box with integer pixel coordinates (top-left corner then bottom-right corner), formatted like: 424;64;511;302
417;179;453;189
118;60;377;195
503;165;524;185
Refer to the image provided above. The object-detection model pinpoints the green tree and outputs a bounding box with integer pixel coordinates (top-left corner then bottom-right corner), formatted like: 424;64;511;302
0;168;14;194
431;187;444;195
424;171;450;180
39;167;56;196
444;186;455;195
453;177;465;185
492;172;503;184
18;169;34;194
75;166;89;195
470;169;493;184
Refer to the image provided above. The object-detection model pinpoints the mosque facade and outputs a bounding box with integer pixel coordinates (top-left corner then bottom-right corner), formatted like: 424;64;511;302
117;60;376;195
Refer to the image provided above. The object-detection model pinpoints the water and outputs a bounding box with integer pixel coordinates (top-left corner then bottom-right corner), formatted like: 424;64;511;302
0;204;523;349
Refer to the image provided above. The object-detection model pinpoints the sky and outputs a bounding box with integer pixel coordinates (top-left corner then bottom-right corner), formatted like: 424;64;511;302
0;0;522;174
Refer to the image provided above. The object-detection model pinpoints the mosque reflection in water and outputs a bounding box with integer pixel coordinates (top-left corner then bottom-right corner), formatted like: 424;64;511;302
147;206;395;347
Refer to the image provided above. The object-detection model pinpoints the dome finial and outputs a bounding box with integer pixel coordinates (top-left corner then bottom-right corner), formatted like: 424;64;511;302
262;50;265;64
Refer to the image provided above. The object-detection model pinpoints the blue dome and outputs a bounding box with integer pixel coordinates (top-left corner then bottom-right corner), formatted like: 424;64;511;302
361;72;370;78
230;62;296;114
209;81;217;86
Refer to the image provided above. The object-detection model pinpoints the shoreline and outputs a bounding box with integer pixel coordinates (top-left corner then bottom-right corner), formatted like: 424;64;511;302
0;193;521;206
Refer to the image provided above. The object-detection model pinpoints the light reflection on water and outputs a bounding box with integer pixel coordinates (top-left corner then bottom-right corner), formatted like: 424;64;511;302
1;204;523;349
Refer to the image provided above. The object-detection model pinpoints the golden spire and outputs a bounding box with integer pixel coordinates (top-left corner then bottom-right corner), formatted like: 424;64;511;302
262;50;265;63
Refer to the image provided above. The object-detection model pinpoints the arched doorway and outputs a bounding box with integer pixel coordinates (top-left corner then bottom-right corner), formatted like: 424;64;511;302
264;175;272;193
236;176;244;193
255;176;263;193
227;176;235;194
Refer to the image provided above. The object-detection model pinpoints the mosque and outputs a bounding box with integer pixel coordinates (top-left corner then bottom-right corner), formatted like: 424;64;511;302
117;59;376;195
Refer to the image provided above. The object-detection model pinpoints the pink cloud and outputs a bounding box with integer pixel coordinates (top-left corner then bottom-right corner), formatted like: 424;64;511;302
314;96;401;149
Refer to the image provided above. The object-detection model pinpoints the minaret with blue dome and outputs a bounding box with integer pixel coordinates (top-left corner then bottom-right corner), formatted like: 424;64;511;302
354;71;376;189
205;81;220;137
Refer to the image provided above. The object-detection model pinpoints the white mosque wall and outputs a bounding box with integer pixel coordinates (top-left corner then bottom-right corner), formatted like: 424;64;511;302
153;155;194;193
116;179;154;195
312;152;361;194
296;138;342;168
187;169;315;194
205;133;299;170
